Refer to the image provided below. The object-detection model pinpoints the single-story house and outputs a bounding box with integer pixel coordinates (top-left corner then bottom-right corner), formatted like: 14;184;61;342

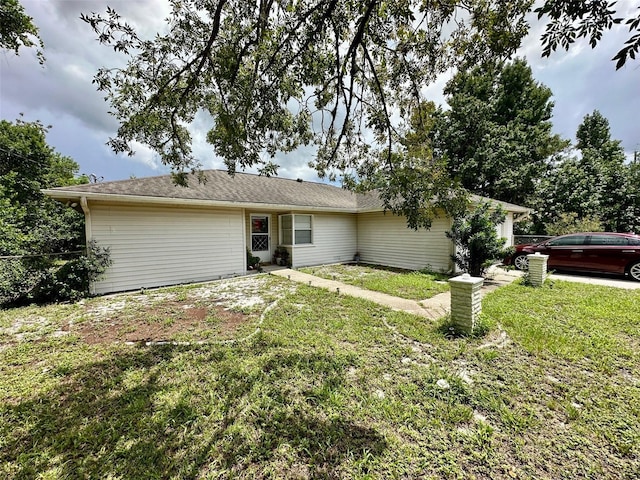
44;170;529;294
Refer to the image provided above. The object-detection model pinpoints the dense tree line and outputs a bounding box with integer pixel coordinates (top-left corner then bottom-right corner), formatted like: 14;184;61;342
533;111;639;234
433;59;568;207
0;120;111;305
0;119;87;257
421;58;638;236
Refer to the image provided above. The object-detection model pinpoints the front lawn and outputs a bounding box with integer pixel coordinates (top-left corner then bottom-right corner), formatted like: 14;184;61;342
1;276;639;478
300;263;450;300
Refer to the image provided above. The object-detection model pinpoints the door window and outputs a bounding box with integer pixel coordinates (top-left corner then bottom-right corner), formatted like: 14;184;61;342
251;216;269;251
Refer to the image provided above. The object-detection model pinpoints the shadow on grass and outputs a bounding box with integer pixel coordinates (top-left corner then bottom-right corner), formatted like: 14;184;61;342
1;343;386;478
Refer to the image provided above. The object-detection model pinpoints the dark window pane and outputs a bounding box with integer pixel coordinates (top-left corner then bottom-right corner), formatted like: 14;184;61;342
281;229;293;245
549;235;587;246
590;235;628;246
252;216;269;234
280;214;293;244
252;234;269;251
281;215;292;229
295;230;312;244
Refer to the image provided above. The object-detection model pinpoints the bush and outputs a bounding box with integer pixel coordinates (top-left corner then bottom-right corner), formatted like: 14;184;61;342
545;212;603;236
0;257;50;306
446;201;513;277
0;241;111;306
246;248;262;271
37;242;112;302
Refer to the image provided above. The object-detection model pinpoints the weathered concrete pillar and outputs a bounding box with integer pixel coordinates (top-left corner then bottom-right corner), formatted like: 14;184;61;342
449;273;484;335
527;252;549;286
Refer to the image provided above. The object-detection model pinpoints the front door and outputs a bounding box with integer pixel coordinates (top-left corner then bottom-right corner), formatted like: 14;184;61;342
250;214;271;263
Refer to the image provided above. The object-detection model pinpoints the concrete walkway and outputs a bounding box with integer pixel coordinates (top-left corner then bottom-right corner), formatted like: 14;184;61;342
267;264;639;319
269;266;522;320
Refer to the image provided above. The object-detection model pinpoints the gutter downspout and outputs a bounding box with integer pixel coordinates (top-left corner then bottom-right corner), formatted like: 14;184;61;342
242;208;247;273
80;196;92;247
80;196;95;295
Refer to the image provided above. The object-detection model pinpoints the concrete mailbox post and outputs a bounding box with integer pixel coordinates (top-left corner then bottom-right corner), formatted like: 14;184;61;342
449;273;484;335
527;252;549;286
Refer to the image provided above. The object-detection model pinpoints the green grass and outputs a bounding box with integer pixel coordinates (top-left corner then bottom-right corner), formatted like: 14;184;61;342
0;277;639;478
300;263;450;300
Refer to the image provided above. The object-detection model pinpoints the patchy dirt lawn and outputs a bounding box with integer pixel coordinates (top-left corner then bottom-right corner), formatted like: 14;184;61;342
2;276;640;478
0;275;295;346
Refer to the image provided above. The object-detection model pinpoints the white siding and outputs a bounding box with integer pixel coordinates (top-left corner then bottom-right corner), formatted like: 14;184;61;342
357;212;453;272
89;203;244;294
494;213;514;246
291;213;357;267
502;213;514;246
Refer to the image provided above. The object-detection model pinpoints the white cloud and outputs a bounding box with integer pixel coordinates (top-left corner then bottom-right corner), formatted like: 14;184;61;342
127;141;164;170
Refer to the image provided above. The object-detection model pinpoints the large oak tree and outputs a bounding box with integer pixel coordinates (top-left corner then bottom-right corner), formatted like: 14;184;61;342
81;0;639;228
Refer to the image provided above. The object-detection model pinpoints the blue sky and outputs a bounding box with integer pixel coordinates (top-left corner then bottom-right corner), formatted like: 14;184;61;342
1;0;638;182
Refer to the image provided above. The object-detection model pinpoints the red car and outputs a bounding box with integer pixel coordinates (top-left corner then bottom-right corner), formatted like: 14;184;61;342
508;232;640;282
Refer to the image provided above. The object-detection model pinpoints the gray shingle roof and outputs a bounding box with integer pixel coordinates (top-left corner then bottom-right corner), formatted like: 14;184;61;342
47;170;365;210
45;169;529;213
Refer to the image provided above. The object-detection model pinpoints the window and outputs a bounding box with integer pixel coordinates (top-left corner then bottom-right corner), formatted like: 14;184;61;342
279;214;313;245
281;215;293;245
589;235;629;246
295;215;312;244
548;235;587;246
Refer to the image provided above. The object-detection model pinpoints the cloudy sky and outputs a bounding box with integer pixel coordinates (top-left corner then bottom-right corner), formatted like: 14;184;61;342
1;0;638;182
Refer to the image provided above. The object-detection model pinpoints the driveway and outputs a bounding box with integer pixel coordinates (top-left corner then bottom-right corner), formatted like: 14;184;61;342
493;266;640;289
548;271;640;289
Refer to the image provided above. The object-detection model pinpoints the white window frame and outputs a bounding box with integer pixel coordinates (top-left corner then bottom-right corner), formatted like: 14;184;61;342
279;214;313;246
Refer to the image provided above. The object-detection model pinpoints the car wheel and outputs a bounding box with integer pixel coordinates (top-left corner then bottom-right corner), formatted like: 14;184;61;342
629;261;640;282
513;254;529;271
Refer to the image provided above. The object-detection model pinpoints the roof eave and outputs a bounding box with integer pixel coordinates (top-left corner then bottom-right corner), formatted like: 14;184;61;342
42;189;530;215
42;189;360;213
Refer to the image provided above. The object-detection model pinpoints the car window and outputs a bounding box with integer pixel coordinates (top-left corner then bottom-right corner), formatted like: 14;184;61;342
548;235;587;246
628;237;640;246
589;235;629;246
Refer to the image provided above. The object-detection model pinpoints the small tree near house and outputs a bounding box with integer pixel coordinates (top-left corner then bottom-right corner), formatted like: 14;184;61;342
446;201;512;277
